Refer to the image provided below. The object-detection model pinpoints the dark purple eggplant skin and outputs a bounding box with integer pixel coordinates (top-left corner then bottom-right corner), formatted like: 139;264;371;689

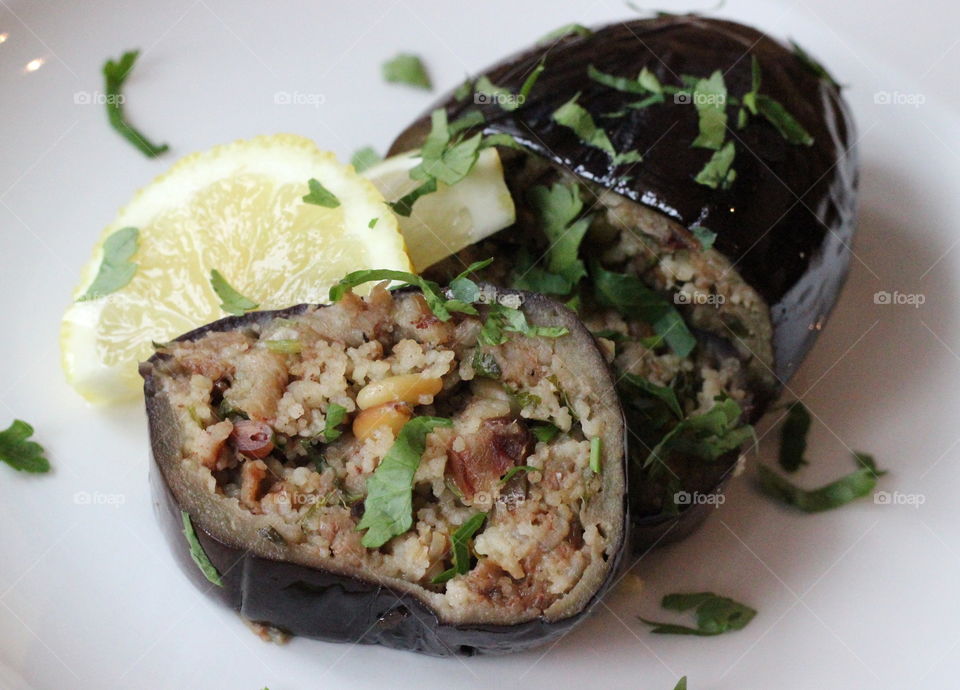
389;15;857;549
389;14;857;386
143;291;630;656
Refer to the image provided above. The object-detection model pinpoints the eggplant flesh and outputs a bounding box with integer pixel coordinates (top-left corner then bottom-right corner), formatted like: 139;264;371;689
389;15;857;545
143;287;628;655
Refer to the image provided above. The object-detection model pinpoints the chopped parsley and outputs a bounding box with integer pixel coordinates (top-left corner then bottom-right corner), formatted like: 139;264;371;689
587;65;662;97
644;397;754;471
552;95;642;165
590;260;696;357
181;510;223;586
357;417;453;548
530;422;560;443
690;71;727;150
431;512;486;584
527;183;591;291
621;373;683;420
758;452;886;513
789;39;840;88
755;95;814;146
350;146;382;172
538;23;593;43
381;53;432;90
77;226;139;301
477;304;569;346
590;437;602;473
322;403;347;442
778;401;811;472
102;50;169;157
329;267;475;321
693;140;737;190
499;465;539;485
641;592;756;636
210;269;258;316
674;678;688;690
471;349;502;379
690;225;717;250
0;420;50;473
302;178;341;208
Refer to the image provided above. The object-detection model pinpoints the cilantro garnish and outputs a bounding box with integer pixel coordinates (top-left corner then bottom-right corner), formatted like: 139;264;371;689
302;178;341;208
358;416;453;548
77;226;139;302
0;420;50;473
210;269;258;316
431;512;486;584
778;401;811;472
381;53;432;90
759;452;885;512
102;50;169;157
590;260;696;357
350;147;382;173
552;95;642;165
181;510;223;586
323;403;347;442
641;592;756;636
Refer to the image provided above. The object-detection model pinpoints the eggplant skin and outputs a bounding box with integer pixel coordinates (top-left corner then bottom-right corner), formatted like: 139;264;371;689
143;292;630;656
389;14;858;385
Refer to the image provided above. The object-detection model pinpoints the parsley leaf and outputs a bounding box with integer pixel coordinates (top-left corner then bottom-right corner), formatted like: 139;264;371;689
431;512;486;584
789;40;840;88
478;304;569;346
499;465;539;485
758;452;886;513
590;436;602;473
181;510;223;586
590;260;696;357
210;270;258;316
358;417;453;548
0;420;50;473
690;71;728;150
641;592;756;636
552;95;642;165
528;183;591;289
381;53;432;90
475;60;543;112
587;65;663;98
350;147;382;173
411;109;483;185
755;94;814;146
694;140;736;190
690;225;717;250
102;50;169;157
538;23;593;43
778;401;811;472
471;349;502;379
329;265;487;321
530;422;560;443
323;403;347;442
621;373;683;419
644;397;754;470
77;226;139;301
302;178;341;208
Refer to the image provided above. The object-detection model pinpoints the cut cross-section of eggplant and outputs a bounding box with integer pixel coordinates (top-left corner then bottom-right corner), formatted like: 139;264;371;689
143;285;627;655
388;14;857;547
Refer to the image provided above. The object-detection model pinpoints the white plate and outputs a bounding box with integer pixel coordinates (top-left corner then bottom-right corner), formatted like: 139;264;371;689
1;0;958;688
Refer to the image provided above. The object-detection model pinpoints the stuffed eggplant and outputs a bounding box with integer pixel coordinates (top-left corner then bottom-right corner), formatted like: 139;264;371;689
143;281;627;655
389;15;857;546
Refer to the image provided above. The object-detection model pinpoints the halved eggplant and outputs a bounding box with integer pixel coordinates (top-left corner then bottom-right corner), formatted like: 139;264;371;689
389;15;857;546
143;285;627;655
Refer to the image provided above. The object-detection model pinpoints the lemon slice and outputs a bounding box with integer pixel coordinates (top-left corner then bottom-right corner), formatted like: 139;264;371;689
61;134;411;404
362;147;515;271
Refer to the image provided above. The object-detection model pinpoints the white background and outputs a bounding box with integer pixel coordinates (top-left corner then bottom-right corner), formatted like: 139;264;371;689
1;0;959;688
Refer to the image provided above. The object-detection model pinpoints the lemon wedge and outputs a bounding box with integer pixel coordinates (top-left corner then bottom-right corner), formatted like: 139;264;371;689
362;147;515;271
61;135;411;404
